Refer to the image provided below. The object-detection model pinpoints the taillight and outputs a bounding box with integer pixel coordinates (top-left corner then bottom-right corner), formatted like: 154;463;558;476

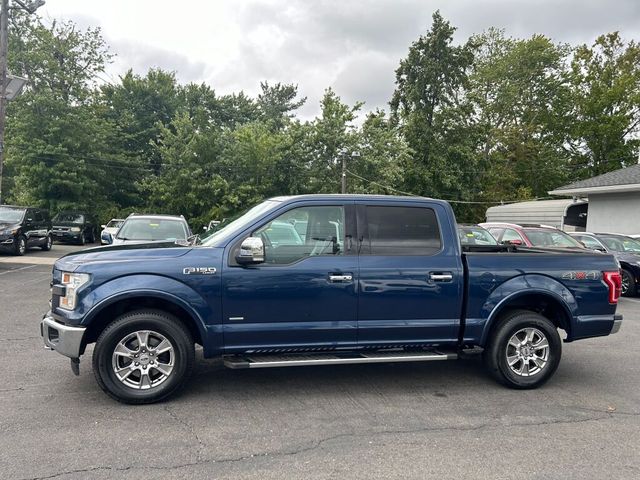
603;271;622;304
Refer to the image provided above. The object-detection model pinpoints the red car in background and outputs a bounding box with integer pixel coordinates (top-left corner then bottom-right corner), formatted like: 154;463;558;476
479;222;586;249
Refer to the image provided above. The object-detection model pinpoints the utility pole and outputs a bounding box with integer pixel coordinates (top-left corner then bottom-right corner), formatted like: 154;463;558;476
0;0;44;204
339;149;360;194
0;0;8;204
341;153;347;194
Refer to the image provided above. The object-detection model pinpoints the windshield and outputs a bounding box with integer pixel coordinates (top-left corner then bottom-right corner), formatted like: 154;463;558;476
106;220;124;228
458;226;497;245
525;229;583;248
117;218;188;241
201;200;281;247
0;207;25;223
53;213;84;224
599;236;640;253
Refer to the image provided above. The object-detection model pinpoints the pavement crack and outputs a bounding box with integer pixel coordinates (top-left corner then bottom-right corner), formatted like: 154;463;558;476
16;412;630;479
0;336;41;342
164;405;206;462
21;465;132;480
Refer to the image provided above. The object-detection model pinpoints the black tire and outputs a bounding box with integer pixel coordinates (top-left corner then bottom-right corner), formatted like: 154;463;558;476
483;310;561;389
92;309;195;404
79;232;86;245
13;235;27;256
41;235;53;251
621;268;636;297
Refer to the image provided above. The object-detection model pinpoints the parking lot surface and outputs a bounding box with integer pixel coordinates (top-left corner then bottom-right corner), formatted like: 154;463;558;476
0;245;639;479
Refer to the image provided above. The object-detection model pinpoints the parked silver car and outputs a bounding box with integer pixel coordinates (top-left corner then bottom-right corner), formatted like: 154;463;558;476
100;218;124;245
105;214;192;246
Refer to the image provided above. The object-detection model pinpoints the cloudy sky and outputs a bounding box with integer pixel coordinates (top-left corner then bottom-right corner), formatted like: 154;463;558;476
41;0;640;119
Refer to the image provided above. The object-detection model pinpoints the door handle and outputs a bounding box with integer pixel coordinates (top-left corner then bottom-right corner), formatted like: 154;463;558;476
429;272;453;282
328;274;353;283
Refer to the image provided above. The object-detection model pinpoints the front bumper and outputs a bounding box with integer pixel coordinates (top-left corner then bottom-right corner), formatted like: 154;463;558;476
610;314;623;334
0;235;15;246
52;231;81;242
40;312;86;358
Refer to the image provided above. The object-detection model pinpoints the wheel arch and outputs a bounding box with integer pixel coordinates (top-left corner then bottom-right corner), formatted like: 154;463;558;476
81;291;206;355
480;289;574;347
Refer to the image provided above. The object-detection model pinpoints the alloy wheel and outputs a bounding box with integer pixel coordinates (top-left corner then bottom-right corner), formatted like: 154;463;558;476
111;330;175;390
505;327;549;377
621;272;630;295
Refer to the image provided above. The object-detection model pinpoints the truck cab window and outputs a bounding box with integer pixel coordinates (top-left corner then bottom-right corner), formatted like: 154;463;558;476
253;206;345;264
363;206;441;255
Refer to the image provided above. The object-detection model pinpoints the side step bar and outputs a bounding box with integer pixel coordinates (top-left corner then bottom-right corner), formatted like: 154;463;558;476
224;350;458;369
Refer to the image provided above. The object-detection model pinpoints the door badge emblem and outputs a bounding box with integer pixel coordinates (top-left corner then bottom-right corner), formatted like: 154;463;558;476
183;267;217;275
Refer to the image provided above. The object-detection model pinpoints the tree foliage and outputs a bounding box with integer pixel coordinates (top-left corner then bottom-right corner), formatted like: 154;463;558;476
3;12;640;227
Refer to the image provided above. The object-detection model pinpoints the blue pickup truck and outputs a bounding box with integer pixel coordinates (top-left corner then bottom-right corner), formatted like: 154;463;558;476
41;195;623;404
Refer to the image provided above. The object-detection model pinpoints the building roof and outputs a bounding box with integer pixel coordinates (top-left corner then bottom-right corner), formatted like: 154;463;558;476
549;164;640;196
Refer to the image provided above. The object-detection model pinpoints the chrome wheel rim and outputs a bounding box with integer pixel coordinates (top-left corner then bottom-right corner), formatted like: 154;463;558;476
18;239;26;254
46;237;52;248
505;327;549;377
621;272;630;295
111;330;175;390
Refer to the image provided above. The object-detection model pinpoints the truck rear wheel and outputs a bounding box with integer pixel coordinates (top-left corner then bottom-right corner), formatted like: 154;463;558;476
483;310;561;389
92;309;194;404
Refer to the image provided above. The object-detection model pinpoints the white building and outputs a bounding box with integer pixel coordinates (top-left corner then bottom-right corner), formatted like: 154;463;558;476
485;199;588;231
549;164;640;235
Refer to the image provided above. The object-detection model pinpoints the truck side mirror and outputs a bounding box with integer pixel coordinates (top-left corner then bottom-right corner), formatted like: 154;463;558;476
101;224;106;229
236;237;265;265
103;232;113;245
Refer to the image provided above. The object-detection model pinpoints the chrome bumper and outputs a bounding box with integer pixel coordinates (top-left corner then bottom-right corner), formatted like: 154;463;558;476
610;314;623;335
41;313;86;359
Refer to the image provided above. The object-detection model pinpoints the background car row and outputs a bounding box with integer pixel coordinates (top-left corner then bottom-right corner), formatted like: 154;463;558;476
458;222;640;297
101;214;192;245
1;204;195;255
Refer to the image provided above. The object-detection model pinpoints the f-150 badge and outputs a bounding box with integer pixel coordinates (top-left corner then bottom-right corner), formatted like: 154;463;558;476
183;267;217;275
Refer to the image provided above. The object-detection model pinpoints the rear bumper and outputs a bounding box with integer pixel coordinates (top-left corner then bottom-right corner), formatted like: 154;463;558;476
40;312;86;359
610;314;623;334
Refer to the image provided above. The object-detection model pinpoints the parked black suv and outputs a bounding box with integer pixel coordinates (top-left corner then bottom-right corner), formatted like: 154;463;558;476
0;205;53;255
51;211;97;245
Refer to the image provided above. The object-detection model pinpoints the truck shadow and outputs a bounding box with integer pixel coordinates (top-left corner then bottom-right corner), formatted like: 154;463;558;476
183;352;493;399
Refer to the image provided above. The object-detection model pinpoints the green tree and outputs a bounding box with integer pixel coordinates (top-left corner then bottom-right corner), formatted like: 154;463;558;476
390;11;476;198
464;29;572;202
347;110;409;194
304;88;362;193
257;81;306;130
4;14;124;216
567;32;640;178
145;112;228;227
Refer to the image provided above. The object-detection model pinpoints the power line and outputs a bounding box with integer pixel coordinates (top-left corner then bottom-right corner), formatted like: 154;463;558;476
345;169;546;205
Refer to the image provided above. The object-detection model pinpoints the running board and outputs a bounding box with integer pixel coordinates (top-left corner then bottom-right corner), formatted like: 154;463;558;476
224;350;458;369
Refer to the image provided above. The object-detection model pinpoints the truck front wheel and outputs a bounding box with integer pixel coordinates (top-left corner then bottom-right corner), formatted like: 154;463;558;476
92;309;195;404
483;310;561;389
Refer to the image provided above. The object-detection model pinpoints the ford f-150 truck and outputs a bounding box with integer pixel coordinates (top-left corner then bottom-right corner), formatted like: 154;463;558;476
41;195;623;404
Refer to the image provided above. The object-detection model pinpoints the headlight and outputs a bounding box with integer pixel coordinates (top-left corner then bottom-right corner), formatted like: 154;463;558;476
70;227;81;232
1;227;18;235
59;272;90;310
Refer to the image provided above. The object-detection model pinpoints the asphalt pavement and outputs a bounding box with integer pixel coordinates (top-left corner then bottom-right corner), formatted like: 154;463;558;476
0;244;638;479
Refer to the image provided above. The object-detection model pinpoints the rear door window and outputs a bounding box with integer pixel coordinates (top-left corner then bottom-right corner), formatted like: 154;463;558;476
363;206;441;255
574;235;603;250
502;228;524;243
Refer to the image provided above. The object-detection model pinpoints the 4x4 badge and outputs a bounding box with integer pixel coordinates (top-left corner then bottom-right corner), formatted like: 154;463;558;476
183;267;217;275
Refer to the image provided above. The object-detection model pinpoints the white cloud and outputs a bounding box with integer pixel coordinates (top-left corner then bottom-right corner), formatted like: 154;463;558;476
39;0;640;119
